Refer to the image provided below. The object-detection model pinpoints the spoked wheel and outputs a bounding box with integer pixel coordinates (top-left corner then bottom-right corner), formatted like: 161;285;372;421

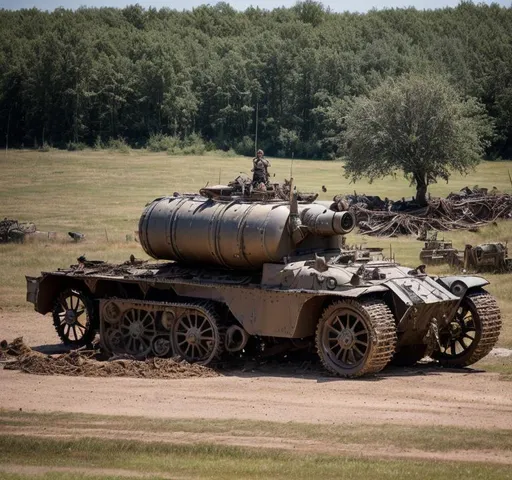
433;289;501;367
170;304;222;365
119;309;157;356
52;289;96;346
316;299;397;378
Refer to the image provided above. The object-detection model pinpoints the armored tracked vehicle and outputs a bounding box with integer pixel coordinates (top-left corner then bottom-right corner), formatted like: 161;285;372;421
419;233;461;266
26;187;502;377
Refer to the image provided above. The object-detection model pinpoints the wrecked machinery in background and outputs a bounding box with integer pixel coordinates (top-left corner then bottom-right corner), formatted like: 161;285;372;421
418;233;512;273
419;234;461;266
26;181;502;378
454;243;512;273
333;187;512;237
0;218;37;243
0;218;85;244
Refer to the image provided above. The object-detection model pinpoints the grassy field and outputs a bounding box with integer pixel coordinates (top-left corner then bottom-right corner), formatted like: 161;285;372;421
0;410;511;480
1;149;512;349
1;151;512;478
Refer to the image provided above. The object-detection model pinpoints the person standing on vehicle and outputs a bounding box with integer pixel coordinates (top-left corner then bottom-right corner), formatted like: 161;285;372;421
252;149;271;186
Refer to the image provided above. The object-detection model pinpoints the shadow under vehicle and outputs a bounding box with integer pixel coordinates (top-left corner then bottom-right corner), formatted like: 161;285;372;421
26;185;502;377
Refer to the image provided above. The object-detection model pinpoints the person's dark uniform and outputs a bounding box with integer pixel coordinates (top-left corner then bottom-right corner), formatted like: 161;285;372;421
252;149;271;186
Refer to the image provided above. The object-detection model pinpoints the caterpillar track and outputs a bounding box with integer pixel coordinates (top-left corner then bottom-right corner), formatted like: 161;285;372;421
100;299;225;364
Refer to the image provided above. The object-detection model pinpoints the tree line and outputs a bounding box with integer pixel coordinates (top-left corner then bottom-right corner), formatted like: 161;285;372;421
0;1;511;159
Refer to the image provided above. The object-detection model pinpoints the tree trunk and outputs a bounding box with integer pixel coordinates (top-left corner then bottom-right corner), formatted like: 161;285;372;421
414;173;428;206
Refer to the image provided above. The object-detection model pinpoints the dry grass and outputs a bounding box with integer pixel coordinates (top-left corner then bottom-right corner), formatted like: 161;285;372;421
1;150;512;347
2;409;512;454
1;410;512;480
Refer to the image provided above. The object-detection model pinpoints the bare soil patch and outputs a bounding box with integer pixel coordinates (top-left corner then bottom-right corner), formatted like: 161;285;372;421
1;311;512;434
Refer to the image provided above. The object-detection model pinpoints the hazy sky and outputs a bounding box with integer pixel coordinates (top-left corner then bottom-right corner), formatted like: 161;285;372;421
1;0;510;13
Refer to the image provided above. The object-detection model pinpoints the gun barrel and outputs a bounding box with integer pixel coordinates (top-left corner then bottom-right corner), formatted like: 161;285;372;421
300;205;355;236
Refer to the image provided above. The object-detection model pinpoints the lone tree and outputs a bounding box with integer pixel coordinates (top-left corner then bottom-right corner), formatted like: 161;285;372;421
341;74;492;205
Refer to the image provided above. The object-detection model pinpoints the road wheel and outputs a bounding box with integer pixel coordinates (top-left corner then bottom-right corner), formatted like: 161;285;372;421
119;308;157;357
170;303;223;366
433;289;501;367
52;289;96;346
316;298;397;378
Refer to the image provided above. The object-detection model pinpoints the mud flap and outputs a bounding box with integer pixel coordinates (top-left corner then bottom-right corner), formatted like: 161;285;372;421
26;276;40;306
384;276;459;345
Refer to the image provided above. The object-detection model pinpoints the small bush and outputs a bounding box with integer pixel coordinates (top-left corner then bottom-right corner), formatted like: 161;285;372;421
66;141;87;151
38;142;52;152
204;140;217;152
147;133;180;152
106;137;131;153
182;144;206;155
164;133;207;156
221;148;238;158
93;136;104;150
234;136;255;156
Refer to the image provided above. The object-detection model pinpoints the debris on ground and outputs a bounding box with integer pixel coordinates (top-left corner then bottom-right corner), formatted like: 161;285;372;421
1;337;219;379
333;187;512;237
0;218;37;243
417;233;512;273
68;231;85;242
419;233;461;265
456;242;512;273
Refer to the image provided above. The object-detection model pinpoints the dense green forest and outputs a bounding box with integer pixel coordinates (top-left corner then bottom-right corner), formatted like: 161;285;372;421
0;1;511;158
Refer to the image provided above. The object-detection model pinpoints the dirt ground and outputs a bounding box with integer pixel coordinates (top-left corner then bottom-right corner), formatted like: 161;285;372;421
1;310;512;431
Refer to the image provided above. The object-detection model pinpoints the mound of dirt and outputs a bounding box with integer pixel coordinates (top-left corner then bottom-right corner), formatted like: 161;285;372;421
0;337;219;379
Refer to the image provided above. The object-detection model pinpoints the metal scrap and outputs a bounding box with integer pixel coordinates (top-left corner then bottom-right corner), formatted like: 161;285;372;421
0;218;37;243
333;188;512;237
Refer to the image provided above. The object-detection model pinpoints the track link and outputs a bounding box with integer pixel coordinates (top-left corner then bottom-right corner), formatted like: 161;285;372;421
100;298;225;364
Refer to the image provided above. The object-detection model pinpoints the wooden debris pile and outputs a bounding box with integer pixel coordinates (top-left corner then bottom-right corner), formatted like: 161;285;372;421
1;337;219;379
333;188;512;237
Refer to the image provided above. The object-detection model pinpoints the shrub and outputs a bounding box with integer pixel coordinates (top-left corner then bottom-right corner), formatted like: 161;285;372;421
164;133;207;156
93;136;104;150
66;141;87;151
234;136;255;156
106;137;130;153
38;142;52;152
147;133;180;152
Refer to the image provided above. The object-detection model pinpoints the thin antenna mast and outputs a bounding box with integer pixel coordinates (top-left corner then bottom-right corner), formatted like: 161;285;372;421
254;102;259;156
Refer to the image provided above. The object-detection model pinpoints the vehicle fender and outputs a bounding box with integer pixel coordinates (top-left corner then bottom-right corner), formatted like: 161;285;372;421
333;284;389;298
28;273;90;314
436;276;489;297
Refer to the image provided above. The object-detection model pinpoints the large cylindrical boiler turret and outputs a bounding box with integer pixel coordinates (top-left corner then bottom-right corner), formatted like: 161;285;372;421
139;196;354;269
